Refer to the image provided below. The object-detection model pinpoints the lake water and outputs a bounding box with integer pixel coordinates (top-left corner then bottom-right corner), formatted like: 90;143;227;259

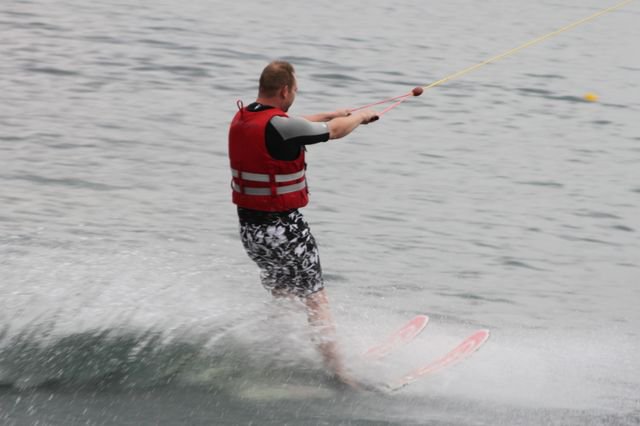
1;0;639;424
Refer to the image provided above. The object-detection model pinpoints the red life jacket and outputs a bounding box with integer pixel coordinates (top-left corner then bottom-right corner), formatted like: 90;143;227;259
228;105;308;212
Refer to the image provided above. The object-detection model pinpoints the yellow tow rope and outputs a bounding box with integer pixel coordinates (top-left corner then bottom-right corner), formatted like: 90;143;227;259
354;0;632;115
421;0;633;92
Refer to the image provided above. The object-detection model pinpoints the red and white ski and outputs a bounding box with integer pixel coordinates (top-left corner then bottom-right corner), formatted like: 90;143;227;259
388;329;490;390
363;315;429;360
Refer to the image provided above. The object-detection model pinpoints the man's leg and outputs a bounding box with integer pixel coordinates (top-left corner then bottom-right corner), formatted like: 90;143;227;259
239;212;360;387
304;288;359;388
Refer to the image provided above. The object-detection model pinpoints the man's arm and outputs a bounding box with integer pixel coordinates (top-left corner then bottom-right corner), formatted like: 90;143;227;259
268;109;378;159
303;109;351;123
326;110;378;140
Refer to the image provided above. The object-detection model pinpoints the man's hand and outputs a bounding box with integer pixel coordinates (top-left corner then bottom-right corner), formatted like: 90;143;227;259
332;109;351;119
357;109;379;124
327;109;379;139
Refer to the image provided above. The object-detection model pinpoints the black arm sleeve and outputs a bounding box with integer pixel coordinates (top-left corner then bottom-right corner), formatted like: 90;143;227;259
265;116;330;161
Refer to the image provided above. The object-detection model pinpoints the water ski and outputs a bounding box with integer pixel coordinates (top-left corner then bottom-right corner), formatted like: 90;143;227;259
363;315;429;360
387;328;490;390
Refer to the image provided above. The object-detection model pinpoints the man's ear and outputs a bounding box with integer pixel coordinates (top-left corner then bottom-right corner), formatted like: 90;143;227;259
280;85;289;99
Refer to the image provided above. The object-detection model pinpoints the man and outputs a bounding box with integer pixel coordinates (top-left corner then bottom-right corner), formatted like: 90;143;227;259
228;60;377;388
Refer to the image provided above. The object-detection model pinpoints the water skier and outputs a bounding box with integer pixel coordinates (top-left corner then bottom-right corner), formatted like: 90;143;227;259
228;60;377;388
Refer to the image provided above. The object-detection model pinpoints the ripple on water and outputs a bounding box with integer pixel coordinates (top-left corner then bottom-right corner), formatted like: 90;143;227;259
24;66;81;77
4;174;128;191
514;180;564;189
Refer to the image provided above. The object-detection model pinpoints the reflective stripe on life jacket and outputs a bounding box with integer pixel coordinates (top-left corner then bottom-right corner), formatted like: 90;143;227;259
230;168;306;196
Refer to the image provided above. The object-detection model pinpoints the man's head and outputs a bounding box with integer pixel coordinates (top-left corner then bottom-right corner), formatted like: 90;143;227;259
258;61;297;112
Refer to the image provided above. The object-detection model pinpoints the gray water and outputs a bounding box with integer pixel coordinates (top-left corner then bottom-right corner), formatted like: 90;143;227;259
1;0;639;424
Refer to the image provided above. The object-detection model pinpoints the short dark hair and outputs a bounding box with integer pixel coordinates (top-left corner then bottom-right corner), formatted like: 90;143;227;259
259;61;296;97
